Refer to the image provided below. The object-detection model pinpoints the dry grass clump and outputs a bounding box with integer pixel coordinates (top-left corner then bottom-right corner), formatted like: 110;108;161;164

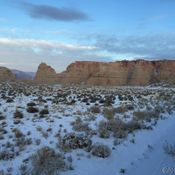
27;106;39;113
98;119;141;139
115;105;128;113
71;117;90;133
164;142;175;157
39;109;49;115
91;143;111;158
90;106;101;113
0;112;5;120
59;133;92;152
104;96;114;106
133;110;160;121
13;110;23;119
98;126;110;138
30;146;66;175
6;98;14;103
12;128;24;138
0;150;15;161
103;107;115;120
27;102;36;107
11;128;32;150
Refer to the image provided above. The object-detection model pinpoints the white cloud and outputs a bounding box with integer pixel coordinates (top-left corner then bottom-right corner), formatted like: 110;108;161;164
0;38;96;51
0;62;8;66
0;37;109;72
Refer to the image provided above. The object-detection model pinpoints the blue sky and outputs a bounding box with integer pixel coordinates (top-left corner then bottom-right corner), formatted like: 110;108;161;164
0;0;175;71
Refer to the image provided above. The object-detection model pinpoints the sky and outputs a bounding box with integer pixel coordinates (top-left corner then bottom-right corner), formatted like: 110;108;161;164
0;0;175;72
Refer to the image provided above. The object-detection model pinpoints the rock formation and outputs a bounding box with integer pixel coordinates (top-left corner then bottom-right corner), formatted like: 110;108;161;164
0;66;16;82
35;63;58;83
35;60;175;86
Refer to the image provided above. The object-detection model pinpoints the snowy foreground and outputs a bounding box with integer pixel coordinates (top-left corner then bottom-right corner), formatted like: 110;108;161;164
0;82;175;175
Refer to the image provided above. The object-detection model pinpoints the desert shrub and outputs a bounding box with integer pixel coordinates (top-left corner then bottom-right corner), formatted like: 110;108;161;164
133;111;149;120
27;106;39;113
59;133;92;152
125;104;134;110
13;110;23;119
115;105;128;113
31;147;66;175
103;107;115;120
82;98;88;103
12;128;24;138
20;163;29;175
39;109;49;115
98;127;110;138
91;143;111;158
98;119;141;139
6;98;14;103
164;142;175;157
71;117;90;132
37;96;47;103
90;106;101;113
27;102;36;107
35;139;41;146
133;110;160;121
120;168;126;174
125;121;142;133
0;150;15;160
113;128;128;138
16;137;32;150
0;128;7;134
104;96;114;106
0;114;5;120
67;99;76;105
98;121;111;138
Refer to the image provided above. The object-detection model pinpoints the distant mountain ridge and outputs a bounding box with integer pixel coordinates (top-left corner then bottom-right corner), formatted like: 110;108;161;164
12;69;35;80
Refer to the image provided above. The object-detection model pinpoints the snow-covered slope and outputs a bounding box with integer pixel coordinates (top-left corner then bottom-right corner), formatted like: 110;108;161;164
0;83;175;175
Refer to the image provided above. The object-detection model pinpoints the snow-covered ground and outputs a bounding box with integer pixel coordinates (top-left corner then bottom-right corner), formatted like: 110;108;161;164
0;82;175;175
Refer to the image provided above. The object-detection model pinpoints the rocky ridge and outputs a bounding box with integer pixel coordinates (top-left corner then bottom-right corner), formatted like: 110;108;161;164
34;60;175;86
0;66;16;82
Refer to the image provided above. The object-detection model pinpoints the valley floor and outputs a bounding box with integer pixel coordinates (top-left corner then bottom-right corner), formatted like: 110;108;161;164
0;83;175;175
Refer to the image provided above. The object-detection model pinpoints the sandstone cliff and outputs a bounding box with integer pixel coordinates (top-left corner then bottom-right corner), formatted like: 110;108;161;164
35;63;58;83
0;66;16;82
34;60;175;86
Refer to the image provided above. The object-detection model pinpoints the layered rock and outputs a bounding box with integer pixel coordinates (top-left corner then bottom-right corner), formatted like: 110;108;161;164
35;60;175;86
35;63;58;83
0;66;16;82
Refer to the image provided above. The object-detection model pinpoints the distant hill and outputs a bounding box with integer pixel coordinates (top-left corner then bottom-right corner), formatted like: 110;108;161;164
12;69;35;80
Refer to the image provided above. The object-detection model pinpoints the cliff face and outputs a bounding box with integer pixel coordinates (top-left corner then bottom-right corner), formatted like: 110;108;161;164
0;67;16;82
35;60;175;86
35;63;58;83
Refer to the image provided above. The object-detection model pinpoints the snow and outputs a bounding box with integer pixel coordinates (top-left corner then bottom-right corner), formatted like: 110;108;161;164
61;114;175;175
0;83;175;175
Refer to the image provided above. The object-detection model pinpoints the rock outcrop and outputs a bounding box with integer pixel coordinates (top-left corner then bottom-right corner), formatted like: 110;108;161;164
0;67;16;82
35;60;175;86
35;63;58;83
